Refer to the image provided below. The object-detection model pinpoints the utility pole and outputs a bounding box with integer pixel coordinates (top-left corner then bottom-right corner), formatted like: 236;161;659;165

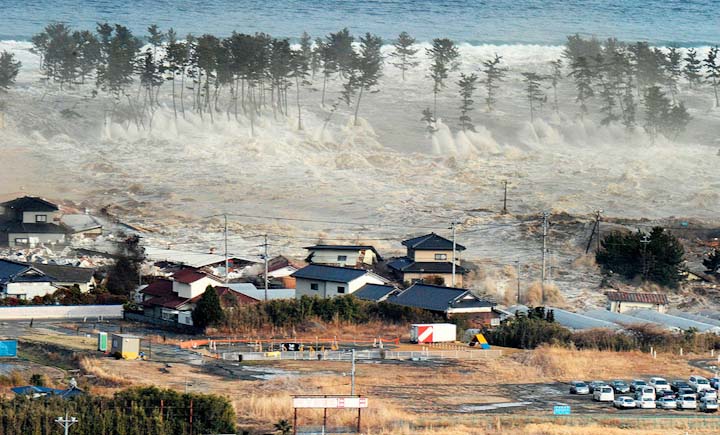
516;260;521;304
541;212;549;290
501;180;508;214
55;413;78;435
450;221;457;287
351;349;356;396
224;214;229;284
641;234;651;280
263;234;269;301
595;210;603;252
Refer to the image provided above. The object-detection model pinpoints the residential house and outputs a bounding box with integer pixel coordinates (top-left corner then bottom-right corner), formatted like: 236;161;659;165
387;283;500;326
225;283;296;301
11;385;84;399
292;264;388;299
0;259;55;299
352;283;399;302
61;214;103;238
144;247;257;276
606;291;669;314
140;269;257;326
264;255;303;288
304;245;382;268
0;259;97;299
387;233;467;287
0;196;67;247
29;263;96;292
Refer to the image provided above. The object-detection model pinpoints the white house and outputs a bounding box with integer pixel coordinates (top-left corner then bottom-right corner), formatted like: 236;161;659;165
0;258;96;299
171;269;224;299
292;264;388;299
606;291;669;313
304;245;382;268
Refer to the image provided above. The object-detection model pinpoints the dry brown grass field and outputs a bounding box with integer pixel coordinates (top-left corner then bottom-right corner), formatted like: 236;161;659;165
80;344;717;434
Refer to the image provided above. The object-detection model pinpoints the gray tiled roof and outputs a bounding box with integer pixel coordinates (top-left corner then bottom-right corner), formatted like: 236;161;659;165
1;196;59;212
399;261;467;274
1;222;66;235
388;283;494;312
292;264;369;283
0;259;53;284
30;263;94;284
402;233;466;251
353;284;397;302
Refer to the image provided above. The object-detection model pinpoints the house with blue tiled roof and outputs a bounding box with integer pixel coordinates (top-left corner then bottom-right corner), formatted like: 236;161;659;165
292;264;388;299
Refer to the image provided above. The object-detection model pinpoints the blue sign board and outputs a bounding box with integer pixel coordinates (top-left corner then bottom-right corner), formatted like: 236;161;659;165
553;405;571;415
0;340;17;357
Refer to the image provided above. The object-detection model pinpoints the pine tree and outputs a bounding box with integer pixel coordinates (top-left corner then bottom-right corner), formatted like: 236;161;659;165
548;59;563;113
421;107;437;134
192;286;225;330
352;33;383;125
666;101;691;139
704;46;720;107
521;72;546;122
389;31;419;81
0;51;21;91
299;32;313;81
165;28;187;119
457;72;478;131
427;38;460;118
643;85;670;138
96;24;142;98
568;56;594;116
683;48;703;88
664;46;682;103
291;37;312;130
75;30;101;84
621;82;637;129
481;54;507;112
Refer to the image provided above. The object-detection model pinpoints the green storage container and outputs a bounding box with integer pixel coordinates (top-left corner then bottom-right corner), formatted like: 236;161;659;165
98;332;108;352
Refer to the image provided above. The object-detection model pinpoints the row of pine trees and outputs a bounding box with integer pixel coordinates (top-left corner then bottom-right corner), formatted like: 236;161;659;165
2;26;720;138
0;387;236;435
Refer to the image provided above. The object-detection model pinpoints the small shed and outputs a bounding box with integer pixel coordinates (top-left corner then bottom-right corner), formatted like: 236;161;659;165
110;334;140;359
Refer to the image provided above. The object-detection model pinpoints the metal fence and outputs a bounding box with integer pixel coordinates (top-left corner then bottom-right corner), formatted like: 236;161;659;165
221;348;502;362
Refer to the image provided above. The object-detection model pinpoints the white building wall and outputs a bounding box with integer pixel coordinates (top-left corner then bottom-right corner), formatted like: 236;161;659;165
4;282;57;299
174;276;223;299
308;249;375;267
22;211;59;224
178;311;194;325
609;300;667;314
295;274;385;299
8;232;66;247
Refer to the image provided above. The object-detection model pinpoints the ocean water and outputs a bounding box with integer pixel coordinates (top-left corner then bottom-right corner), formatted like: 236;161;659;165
0;0;718;46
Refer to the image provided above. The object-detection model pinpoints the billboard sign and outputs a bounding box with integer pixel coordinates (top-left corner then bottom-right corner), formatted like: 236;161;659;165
293;397;368;409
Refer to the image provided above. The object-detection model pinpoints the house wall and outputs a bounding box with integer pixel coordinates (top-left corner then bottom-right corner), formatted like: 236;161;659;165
608;300;667;314
22;211;59;224
4;282;56;299
178;311;194;326
402;272;463;287
53;280;94;293
174;276;222;299
8;232;66;247
411;249;458;262
307;249;377;267
295;274;385;299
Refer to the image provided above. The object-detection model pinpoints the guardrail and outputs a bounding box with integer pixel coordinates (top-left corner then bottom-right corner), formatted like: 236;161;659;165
221;348;502;361
0;305;123;320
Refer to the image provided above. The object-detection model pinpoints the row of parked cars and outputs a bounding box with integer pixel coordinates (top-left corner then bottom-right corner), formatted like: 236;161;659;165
569;375;720;412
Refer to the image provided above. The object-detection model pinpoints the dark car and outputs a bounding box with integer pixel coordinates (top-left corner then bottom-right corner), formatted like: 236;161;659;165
588;380;606;393
678;387;696;398
630;379;647;392
671;380;691;392
657;389;677;399
612;380;630;394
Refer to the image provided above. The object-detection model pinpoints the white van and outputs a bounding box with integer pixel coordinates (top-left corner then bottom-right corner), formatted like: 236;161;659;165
634;386;656;401
649;377;671;393
593;385;614;402
689;375;712;392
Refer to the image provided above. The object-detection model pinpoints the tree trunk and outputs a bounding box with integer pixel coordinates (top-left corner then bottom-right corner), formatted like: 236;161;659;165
180;70;186;119
321;74;328;107
171;76;177;121
353;86;364;126
295;75;303;130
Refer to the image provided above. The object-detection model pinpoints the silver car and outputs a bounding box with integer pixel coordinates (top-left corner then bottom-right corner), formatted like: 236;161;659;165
677;394;697;410
699;398;719;413
655;396;677;409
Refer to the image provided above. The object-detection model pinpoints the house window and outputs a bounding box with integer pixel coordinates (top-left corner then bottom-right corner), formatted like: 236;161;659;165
337;255;348;262
337;286;346;294
14;238;29;245
310;283;319;291
35;215;47;223
434;253;448;260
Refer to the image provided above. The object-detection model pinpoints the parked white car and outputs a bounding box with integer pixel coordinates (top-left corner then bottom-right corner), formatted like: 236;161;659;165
698;389;718;401
655;396;677;409
648;377;671;393
677;394;698;410
699;397;719;413
593;385;614;402
613;396;636;409
634;386;656;401
689;375;712;392
636;397;657;409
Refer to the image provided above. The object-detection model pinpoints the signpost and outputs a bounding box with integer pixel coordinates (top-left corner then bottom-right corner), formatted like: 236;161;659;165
553;405;571;415
292;395;368;434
